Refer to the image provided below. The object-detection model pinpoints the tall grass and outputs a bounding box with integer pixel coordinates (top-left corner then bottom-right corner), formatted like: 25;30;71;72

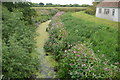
61;12;119;63
44;12;119;79
32;7;86;12
72;11;119;29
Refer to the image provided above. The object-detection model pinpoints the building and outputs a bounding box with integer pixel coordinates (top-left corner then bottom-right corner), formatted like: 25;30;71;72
92;0;104;2
96;0;120;22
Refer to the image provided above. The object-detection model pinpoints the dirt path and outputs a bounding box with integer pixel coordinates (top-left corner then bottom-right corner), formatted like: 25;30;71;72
35;20;57;78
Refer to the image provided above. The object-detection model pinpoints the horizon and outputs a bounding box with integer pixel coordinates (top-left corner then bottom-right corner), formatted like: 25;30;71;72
29;0;93;5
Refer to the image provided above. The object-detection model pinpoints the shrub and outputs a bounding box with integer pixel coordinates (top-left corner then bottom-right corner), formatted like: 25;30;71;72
85;7;96;15
58;43;118;79
2;4;39;79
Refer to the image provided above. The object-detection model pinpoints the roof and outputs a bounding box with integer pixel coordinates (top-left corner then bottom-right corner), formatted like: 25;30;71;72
103;0;120;2
97;1;120;7
92;0;104;2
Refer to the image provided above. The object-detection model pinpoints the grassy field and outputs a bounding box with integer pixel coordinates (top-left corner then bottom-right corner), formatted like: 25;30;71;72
32;7;86;12
32;7;86;9
72;11;119;29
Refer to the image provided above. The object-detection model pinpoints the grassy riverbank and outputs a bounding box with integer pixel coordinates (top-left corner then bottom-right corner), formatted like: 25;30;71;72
72;11;119;29
44;12;119;79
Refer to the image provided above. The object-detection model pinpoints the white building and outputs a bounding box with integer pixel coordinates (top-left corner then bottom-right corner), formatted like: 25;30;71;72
92;0;104;2
96;0;120;22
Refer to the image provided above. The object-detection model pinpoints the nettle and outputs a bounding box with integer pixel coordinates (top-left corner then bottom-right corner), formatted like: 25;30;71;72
58;43;118;79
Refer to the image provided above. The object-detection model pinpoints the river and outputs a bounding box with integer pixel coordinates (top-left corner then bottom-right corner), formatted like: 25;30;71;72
35;20;58;78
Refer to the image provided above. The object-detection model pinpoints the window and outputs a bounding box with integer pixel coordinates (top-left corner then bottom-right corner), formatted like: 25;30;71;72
99;8;102;13
112;9;115;16
104;9;109;15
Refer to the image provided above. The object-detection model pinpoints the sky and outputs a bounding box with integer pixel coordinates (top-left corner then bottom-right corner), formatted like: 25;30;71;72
29;0;93;5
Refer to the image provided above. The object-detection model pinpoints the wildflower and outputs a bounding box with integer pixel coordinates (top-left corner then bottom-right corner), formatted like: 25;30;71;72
104;68;110;71
73;51;77;53
82;64;86;67
114;62;119;65
65;50;67;53
76;55;80;57
69;64;73;66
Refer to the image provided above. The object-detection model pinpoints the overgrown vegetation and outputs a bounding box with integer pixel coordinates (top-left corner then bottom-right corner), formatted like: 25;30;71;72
33;8;58;24
32;2;90;7
32;7;86;12
44;12;119;79
2;2;59;79
85;2;99;15
2;2;39;79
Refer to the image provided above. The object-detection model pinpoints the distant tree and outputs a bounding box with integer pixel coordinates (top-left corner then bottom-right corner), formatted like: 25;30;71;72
39;2;44;6
81;4;90;7
73;4;80;7
46;3;53;5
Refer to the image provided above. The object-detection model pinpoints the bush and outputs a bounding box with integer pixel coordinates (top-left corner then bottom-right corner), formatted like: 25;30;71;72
33;8;59;24
58;43;118;79
85;6;96;15
2;4;39;79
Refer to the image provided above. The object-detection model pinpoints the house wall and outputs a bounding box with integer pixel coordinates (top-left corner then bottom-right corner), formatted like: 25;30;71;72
96;7;120;22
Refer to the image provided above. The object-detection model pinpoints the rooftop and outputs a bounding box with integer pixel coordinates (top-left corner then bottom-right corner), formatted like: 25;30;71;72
97;1;120;7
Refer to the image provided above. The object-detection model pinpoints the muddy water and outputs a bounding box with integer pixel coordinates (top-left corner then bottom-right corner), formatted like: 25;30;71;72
35;20;58;78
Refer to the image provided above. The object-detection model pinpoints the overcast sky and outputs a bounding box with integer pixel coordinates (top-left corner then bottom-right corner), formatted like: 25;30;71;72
29;0;93;5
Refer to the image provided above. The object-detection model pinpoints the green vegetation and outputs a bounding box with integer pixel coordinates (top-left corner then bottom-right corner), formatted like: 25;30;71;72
44;12;119;79
2;2;58;79
2;2;119;79
85;2;100;15
33;8;58;24
32;7;86;12
2;2;38;79
32;3;90;7
72;12;119;29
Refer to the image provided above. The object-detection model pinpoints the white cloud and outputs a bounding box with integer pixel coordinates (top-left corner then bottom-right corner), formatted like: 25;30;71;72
29;0;92;5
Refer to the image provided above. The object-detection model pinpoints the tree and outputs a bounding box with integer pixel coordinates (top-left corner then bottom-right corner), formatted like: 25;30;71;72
46;3;53;5
39;2;44;6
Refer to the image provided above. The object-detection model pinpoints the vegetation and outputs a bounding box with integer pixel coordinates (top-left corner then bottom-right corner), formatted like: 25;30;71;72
33;8;58;24
32;7;86;12
32;2;90;7
72;12;119;29
2;1;119;79
2;2;59;79
2;2;39;79
44;12;119;79
85;2;100;15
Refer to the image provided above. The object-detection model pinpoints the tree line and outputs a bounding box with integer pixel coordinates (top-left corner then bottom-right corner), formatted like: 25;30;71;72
32;2;91;7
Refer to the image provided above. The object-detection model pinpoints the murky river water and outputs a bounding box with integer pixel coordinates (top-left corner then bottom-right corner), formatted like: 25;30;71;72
35;20;57;78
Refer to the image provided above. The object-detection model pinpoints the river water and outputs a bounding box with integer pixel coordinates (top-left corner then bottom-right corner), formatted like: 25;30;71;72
35;20;57;78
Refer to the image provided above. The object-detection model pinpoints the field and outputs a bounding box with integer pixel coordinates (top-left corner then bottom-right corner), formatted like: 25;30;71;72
72;11;119;29
32;7;86;12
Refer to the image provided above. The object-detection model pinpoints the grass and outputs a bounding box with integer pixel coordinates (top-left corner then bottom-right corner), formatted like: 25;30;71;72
72;11;119;29
32;7;86;9
32;7;86;12
44;11;119;78
61;12;119;63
